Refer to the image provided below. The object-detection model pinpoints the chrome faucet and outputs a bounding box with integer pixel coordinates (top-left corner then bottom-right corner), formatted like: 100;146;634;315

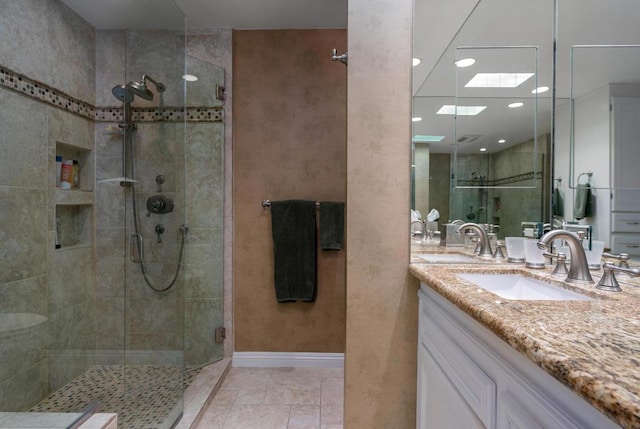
537;230;593;284
457;223;493;258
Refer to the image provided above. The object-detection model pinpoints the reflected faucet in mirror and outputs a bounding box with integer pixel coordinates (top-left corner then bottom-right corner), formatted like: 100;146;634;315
457;223;493;259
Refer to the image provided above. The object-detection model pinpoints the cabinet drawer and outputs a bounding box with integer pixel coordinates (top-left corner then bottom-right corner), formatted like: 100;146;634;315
611;212;640;232
610;233;640;256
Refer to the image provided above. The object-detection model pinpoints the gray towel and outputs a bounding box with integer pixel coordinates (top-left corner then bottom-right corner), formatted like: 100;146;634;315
319;202;344;250
574;184;593;220
270;200;317;302
553;189;564;217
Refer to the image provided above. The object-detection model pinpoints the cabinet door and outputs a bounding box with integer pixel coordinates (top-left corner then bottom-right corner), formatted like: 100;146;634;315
497;388;581;429
612;97;640;211
418;344;486;429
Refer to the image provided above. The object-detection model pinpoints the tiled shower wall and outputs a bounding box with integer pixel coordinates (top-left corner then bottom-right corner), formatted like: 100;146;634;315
0;0;97;410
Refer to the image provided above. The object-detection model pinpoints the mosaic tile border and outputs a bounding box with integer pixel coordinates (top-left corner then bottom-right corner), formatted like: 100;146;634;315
0;65;223;123
94;106;224;123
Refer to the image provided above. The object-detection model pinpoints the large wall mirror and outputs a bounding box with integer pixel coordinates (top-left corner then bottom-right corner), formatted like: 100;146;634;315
412;0;554;238
414;0;640;252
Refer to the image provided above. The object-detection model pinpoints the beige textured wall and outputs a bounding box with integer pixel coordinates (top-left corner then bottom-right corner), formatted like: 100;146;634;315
232;30;347;353
345;0;418;426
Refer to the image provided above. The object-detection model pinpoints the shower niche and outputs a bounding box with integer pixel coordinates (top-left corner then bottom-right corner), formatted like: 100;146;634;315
54;140;94;250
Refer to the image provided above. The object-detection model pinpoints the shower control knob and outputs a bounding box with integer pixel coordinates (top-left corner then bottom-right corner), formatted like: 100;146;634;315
155;175;165;192
146;195;174;216
155;224;165;243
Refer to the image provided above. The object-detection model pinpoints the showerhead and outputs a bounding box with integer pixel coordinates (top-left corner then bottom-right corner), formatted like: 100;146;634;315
112;85;134;103
126;81;154;101
111;75;166;103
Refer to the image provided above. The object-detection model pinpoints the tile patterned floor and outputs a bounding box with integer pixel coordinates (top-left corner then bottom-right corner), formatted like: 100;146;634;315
195;367;344;429
30;365;201;429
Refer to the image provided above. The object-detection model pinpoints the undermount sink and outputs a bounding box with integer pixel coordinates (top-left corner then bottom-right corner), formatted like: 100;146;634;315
417;253;479;263
457;273;593;301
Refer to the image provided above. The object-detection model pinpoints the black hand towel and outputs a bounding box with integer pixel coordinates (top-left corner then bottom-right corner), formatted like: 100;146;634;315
319;202;345;250
270;200;317;302
574;183;592;220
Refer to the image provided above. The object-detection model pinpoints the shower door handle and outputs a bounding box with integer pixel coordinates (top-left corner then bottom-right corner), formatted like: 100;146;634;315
130;233;143;263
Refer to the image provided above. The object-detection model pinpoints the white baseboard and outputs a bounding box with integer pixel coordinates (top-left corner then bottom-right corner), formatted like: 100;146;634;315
232;352;344;368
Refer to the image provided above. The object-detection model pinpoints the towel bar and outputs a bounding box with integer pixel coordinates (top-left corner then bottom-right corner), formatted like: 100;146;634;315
262;199;320;208
577;171;592;185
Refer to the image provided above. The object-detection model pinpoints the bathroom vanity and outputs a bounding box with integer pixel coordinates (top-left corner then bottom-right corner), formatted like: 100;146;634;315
410;249;640;429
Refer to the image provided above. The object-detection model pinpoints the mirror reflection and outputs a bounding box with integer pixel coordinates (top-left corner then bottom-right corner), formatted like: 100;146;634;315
412;0;554;238
554;0;640;255
413;0;640;254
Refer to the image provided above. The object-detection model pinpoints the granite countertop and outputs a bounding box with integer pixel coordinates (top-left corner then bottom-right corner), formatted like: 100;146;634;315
409;241;640;429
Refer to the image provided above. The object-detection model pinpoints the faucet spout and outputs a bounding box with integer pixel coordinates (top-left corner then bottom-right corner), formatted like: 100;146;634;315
537;230;594;284
457;223;493;258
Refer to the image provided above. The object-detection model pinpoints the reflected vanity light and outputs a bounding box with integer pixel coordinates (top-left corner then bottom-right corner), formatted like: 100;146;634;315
498;139;506;144
480;147;487;152
455;57;476;68
437;105;486;115
182;74;198;82
508;102;524;108
412;116;423;122
465;72;534;88
413;57;422;66
532;86;549;94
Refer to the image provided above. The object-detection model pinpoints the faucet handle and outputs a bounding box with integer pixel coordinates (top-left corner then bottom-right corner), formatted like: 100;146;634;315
493;241;507;260
597;263;640;292
547;252;569;278
602;252;630;269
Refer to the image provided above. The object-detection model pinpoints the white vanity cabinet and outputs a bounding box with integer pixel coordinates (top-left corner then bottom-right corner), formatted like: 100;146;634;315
417;284;618;429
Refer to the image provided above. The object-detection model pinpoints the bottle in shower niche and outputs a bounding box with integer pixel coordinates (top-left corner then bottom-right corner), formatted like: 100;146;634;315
72;160;80;189
55;155;63;187
60;159;73;189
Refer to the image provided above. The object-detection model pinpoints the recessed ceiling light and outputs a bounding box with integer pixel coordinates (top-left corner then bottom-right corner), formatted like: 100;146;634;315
413;57;422;67
182;74;198;82
465;73;534;88
532;86;549;94
436;105;487;115
412;117;422;122
508;102;524;108
412;135;446;142
480;147;487;152
455;58;476;68
498;139;506;143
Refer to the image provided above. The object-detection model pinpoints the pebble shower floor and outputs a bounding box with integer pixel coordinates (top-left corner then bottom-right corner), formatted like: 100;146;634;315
30;365;202;428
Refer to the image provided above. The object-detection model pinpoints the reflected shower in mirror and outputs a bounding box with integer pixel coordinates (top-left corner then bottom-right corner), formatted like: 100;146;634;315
412;0;554;237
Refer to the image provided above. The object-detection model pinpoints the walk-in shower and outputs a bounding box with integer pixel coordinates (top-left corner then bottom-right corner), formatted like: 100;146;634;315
1;0;226;426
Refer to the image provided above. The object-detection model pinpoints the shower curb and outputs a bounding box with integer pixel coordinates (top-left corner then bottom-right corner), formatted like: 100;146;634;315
175;358;231;429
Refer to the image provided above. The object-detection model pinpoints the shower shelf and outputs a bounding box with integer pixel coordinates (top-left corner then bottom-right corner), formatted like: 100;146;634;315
55;188;94;205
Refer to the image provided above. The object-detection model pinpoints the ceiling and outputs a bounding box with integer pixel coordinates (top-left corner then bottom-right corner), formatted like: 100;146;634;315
412;0;640;154
60;0;347;30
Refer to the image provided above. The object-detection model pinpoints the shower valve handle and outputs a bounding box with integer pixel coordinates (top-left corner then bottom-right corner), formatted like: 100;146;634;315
147;195;174;217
